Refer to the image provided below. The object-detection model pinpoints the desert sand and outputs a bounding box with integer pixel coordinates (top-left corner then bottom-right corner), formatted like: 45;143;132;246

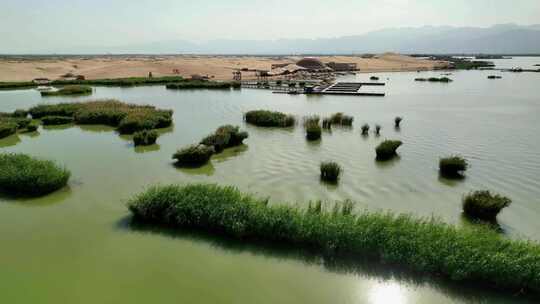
0;53;448;82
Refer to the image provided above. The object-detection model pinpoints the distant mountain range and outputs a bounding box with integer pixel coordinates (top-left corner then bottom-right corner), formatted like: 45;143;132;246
67;24;540;55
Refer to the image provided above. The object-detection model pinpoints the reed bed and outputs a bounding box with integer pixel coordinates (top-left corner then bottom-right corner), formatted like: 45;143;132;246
440;156;468;177
128;184;540;295
166;81;239;90
41;85;92;96
320;162;341;182
463;191;512;220
173;145;215;167
375;140;402;160
0;153;70;196
244;110;295;127
133;130;158;146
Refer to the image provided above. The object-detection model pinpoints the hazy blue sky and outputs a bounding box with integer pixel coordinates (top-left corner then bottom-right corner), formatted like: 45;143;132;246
1;0;539;53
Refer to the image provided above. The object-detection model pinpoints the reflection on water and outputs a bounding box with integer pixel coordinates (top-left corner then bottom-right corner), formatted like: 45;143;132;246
0;185;73;207
369;282;407;304
374;155;401;169
175;161;216;176
42;124;74;131
134;144;160;154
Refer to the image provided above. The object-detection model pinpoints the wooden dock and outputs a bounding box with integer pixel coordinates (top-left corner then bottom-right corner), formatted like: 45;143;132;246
316;82;385;96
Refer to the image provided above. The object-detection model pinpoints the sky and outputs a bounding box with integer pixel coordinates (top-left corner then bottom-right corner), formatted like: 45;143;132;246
1;0;539;53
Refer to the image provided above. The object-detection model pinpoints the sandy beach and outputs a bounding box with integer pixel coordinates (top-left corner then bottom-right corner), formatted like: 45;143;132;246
0;53;448;82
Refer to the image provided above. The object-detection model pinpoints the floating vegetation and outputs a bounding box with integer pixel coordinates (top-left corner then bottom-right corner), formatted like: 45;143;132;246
415;77;453;82
41;116;74;125
440;156;468;177
166;81;239;90
29;100;173;134
370;76;379;81
41;85;93;96
487;75;502;79
361;124;370;135
395;116;403;128
200;125;248;152
133;130;158;146
463;190;512;221
244;110;295;127
320;162;341;182
375;140;402;160
173;144;215;167
0;153;70;196
127;184;540;295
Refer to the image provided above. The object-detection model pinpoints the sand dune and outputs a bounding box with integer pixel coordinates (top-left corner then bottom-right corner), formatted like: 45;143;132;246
0;53;448;82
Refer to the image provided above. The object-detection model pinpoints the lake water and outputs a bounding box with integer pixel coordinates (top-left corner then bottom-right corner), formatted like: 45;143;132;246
1;57;539;303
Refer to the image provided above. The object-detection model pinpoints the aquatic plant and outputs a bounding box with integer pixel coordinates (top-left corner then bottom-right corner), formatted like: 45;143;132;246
41;85;92;96
395;116;403;128
487;75;502;79
165;81;235;90
133;130;158;146
127;183;540;294
303;115;320;127
375;140;402;160
440;156;468;177
361;124;370;135
305;122;322;141
415;77;453;82
29;100;173;134
41;116;74;125
320;161;341;182
322;118;332;129
173;144;215;167
463;190;512;221
244;110;295;127
329;112;353;126
0;121;17;139
370;76;379;80
375;124;381;135
200;125;248;152
0;153;70;196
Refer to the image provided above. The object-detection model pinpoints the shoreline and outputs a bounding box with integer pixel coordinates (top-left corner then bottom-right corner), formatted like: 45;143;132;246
0;53;448;82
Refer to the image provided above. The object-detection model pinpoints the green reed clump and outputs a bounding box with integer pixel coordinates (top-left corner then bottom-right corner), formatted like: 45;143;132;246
41;85;93;96
303;115;320;127
375;140;402;160
133;130;158;146
305;122;322;141
463;191;512;221
173;144;215;167
26;123;39;132
320;161;341;182
440;156;468;177
200;125;248;152
127;183;540;294
29;100;173;134
375;124;381;135
0;153;70;196
0;121;17;139
395;116;403;128
41;116;74;125
329;112;353;126
244;110;295;127
165;81;235;90
361;124;370;135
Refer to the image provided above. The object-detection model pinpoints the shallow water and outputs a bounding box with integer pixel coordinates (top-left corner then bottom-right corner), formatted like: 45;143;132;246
1;57;539;303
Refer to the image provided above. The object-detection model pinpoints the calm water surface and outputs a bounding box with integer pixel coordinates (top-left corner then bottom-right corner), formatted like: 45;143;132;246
1;57;539;303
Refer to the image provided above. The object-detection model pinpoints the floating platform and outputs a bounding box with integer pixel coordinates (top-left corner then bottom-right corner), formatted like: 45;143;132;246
315;82;385;96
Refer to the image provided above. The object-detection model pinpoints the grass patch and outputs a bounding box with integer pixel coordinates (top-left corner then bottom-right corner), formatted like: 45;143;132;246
133;130;158;146
0;153;70;196
320;162;341;182
244;110;295;127
463;191;512;221
440;156;468;177
361;124;370;135
127;183;540;295
173;145;215;167
41;85;92;96
329;112;353;126
375;140;402;160
305;122;322;141
29;100;173;134
41;116;74;125
166;80;238;90
200;125;248;153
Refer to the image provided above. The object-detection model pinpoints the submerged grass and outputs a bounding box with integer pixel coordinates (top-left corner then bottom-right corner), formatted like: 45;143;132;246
244;110;295;127
29;100;173;134
0;153;70;196
127;184;540;294
41;85;92;96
